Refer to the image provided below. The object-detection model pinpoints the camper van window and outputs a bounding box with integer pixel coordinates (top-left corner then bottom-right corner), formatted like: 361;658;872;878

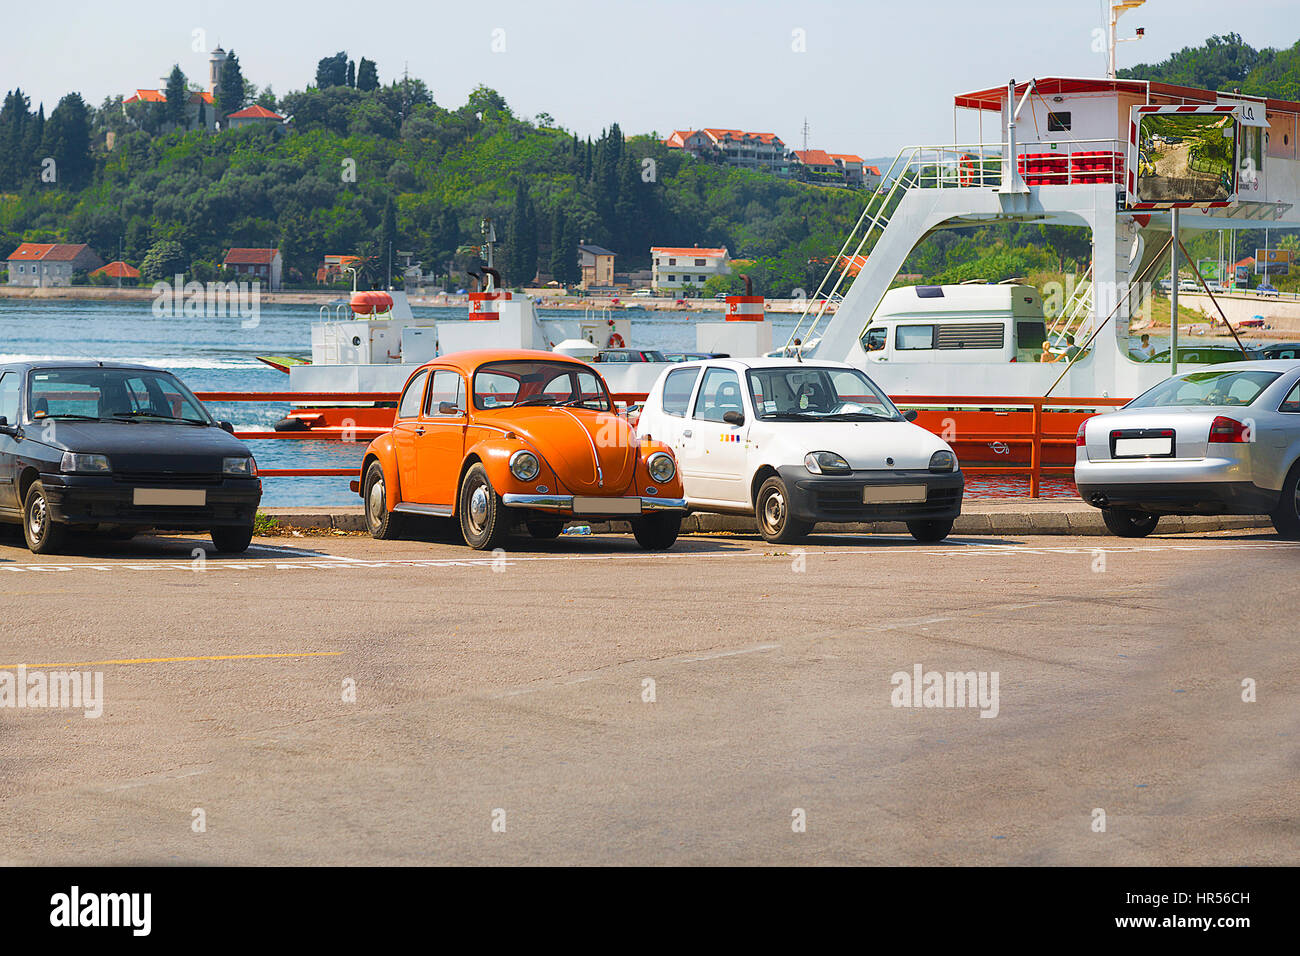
1047;111;1071;132
863;328;887;352
896;325;934;350
1016;321;1047;351
936;323;1005;350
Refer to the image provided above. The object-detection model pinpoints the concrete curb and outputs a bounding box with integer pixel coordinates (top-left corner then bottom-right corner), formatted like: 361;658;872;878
260;504;1274;537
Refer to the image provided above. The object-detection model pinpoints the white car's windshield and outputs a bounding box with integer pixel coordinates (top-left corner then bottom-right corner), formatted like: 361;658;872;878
746;367;900;421
1127;369;1282;408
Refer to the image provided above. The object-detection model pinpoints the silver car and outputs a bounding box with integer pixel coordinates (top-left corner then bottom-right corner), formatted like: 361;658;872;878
1075;361;1300;538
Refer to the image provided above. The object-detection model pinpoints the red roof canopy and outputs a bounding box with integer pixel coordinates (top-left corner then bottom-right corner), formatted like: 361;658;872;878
954;76;1300;115
224;247;280;265
91;260;141;278
226;105;284;120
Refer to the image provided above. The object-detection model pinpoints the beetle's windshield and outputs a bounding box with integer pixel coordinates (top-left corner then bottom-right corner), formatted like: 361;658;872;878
473;361;612;411
746;366;900;421
27;367;212;424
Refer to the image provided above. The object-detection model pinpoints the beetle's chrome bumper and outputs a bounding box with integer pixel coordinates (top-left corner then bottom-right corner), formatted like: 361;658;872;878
501;494;688;513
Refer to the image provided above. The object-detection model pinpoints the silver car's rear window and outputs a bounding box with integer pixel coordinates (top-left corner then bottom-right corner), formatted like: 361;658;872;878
1127;369;1282;408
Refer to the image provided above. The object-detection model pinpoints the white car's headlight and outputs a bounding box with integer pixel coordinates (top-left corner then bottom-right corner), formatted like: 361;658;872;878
647;452;676;483
804;451;851;475
223;456;257;477
509;450;540;481
60;452;111;474
929;450;957;473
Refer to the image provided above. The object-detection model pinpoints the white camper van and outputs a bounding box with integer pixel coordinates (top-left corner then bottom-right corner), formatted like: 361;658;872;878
859;284;1049;365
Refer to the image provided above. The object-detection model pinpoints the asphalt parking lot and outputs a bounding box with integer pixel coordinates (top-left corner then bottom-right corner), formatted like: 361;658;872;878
0;523;1296;865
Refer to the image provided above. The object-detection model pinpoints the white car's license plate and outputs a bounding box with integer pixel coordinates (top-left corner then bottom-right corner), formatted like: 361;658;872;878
863;484;927;504
572;496;641;515
1115;437;1172;457
134;488;206;507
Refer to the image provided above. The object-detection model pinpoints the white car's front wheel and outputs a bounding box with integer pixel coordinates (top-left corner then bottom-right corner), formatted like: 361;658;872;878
755;476;811;544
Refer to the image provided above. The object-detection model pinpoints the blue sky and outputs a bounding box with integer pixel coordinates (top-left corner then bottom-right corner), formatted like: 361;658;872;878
4;0;1298;156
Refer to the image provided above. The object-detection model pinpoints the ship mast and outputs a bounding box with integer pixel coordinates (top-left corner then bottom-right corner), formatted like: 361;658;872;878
1107;0;1146;79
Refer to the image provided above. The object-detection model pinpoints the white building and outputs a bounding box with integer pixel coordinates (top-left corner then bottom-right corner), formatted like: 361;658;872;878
651;246;730;292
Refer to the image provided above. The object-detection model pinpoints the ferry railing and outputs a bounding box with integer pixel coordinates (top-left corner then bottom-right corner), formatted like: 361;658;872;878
198;390;1130;498
785;138;1127;353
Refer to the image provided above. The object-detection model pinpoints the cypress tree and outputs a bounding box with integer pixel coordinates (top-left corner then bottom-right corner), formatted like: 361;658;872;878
164;65;188;129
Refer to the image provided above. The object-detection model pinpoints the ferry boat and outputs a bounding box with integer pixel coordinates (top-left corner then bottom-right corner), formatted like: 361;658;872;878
270;62;1300;459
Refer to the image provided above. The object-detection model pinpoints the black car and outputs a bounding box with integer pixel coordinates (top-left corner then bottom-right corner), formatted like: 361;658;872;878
662;351;731;362
1249;343;1300;361
0;362;262;554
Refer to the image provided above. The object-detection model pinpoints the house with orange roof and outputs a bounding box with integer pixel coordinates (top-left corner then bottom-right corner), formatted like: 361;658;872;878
665;128;789;174
315;254;362;284
223;248;283;290
226;105;287;131
6;243;102;287
123;88;219;132
650;246;730;293
90;261;142;286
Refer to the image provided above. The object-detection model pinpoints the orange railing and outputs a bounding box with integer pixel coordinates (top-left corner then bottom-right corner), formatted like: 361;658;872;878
195;391;1131;496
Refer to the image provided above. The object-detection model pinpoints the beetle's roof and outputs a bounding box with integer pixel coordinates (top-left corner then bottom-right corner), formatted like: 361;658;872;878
416;349;591;374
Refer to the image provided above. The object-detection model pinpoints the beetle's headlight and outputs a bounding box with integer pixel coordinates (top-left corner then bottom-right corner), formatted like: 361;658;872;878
804;451;851;475
647;451;676;483
929;450;957;473
510;450;540;481
60;452;111;474
223;456;257;477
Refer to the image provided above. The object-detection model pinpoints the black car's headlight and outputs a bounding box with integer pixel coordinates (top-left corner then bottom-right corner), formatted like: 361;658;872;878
929;450;957;473
804;451;851;475
647;452;676;483
223;456;257;477
509;450;540;481
60;452;111;474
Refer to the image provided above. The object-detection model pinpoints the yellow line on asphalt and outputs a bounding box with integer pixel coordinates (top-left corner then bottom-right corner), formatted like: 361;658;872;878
0;651;342;669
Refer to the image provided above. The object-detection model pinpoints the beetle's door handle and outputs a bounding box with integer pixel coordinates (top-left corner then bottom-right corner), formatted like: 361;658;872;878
414;427;425;436
682;429;692;438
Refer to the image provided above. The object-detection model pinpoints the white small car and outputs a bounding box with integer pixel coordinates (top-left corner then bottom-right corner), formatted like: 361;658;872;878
636;358;964;542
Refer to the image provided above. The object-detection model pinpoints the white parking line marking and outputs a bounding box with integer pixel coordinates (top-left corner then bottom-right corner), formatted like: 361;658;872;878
0;539;1295;575
681;643;781;662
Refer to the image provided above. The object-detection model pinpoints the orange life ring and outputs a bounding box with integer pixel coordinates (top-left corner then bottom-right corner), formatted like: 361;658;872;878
607;332;626;348
958;154;977;187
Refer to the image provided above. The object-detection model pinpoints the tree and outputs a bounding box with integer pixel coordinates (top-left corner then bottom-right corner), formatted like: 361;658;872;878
139;238;188;280
1119;33;1259;91
164;66;188;129
255;87;278;110
346;60;356;89
377;196;397;284
506;180;533;285
356;58;379;92
43;93;92;187
549;209;568;283
216;50;246;127
315;52;348;89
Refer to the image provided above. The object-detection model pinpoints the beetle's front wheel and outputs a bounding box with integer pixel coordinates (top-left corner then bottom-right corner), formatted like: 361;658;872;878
364;461;404;540
459;463;511;551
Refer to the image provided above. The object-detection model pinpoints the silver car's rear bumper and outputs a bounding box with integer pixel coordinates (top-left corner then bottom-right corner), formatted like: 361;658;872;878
1075;456;1249;486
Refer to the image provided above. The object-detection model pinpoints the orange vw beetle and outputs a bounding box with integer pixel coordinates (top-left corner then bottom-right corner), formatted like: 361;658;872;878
356;350;688;550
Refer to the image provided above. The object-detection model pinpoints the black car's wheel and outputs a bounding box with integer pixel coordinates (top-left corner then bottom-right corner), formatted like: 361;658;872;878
527;518;565;540
1102;507;1160;538
459;463;511;551
210;524;254;554
1270;462;1300;539
632;512;681;550
755;476;811;544
907;518;954;543
364;460;403;540
23;481;68;555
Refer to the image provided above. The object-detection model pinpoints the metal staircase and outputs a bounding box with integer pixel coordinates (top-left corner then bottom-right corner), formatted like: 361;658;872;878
783;145;1003;353
1045;263;1094;344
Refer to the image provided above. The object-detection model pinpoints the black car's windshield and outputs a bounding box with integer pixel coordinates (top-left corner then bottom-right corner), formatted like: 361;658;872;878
27;368;212;424
472;360;611;411
746;366;900;421
1127;369;1282;408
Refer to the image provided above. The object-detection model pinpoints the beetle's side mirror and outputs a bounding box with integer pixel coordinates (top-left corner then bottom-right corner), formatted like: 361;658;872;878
903;409;918;422
437;401;464;416
723;410;745;426
219;421;235;434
